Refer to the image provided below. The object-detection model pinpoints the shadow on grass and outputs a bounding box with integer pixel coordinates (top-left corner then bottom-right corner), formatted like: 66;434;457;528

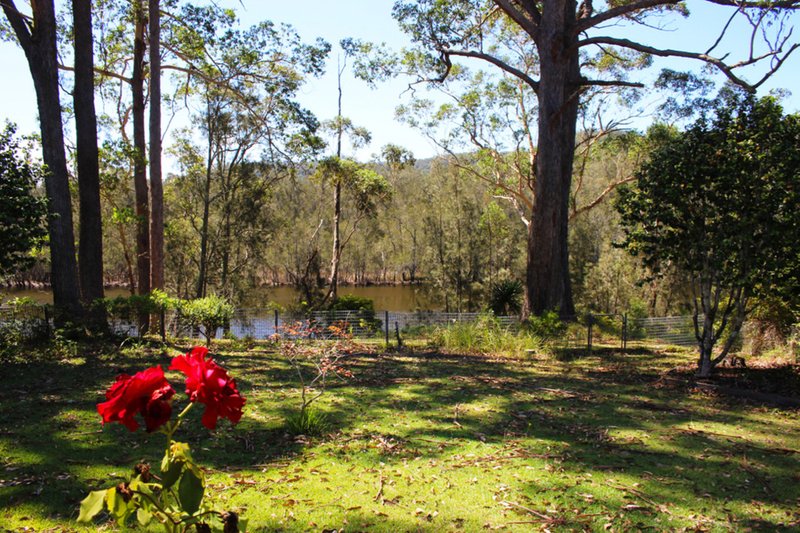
1;341;798;529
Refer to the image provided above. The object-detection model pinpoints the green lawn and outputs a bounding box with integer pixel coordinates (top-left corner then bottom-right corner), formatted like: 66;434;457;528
1;339;799;531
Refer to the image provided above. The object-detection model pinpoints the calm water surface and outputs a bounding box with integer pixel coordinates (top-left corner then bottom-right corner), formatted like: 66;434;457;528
2;285;440;312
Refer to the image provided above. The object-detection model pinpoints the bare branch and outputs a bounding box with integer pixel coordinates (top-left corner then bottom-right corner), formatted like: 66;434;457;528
575;0;680;34
1;0;33;55
493;0;540;40
446;49;540;91
579;78;645;88
57;62;132;84
578;35;799;89
569;175;637;221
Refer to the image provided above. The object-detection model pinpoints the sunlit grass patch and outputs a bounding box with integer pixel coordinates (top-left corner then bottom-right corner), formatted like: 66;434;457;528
0;339;798;531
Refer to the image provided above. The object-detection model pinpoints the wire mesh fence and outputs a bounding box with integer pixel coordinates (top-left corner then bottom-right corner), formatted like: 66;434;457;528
0;304;50;343
156;309;520;342
629;315;697;346
1;302;700;352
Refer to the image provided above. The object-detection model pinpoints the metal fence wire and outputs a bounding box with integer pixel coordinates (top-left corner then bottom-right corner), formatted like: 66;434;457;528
629;315;698;346
0;304;50;343
159;309;520;342
1;304;700;351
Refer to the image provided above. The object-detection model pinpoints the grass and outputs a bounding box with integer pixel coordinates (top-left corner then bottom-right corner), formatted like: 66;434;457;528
1;338;799;531
429;319;545;356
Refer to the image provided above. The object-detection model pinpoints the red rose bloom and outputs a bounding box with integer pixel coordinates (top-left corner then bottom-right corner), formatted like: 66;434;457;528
170;346;245;430
97;366;175;432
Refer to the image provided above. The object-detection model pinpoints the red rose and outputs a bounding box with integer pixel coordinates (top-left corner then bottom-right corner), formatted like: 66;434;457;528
97;366;175;432
170;347;245;430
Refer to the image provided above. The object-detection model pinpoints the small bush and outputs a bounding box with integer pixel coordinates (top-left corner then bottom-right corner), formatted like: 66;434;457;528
98;291;178;337
524;311;567;340
0;297;49;361
285;408;329;437
325;295;381;336
489;279;523;316
330;294;374;312
179;295;235;345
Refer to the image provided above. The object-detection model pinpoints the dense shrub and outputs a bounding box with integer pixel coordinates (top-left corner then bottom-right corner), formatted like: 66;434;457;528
524;311;567;340
179;295;235;345
431;314;543;356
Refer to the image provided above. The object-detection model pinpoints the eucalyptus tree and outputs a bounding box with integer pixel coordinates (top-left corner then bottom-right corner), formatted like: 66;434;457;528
165;12;329;299
72;0;106;328
149;0;164;293
1;0;81;320
391;0;800;317
315;155;392;303
304;41;391;303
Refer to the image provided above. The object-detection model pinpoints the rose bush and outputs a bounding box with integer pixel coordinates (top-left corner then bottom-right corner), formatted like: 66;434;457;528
79;347;246;532
170;346;245;430
97;366;175;432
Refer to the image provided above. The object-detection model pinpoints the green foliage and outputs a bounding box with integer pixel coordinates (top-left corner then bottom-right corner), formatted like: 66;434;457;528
179;295;235;345
431;315;543;356
524;311;567;341
99;293;163;338
617;94;799;293
489;279;523;316
78;429;246;531
285;407;329;437
314;156;392;216
0;124;47;277
617;94;800;374
0;297;49;361
330;295;374;312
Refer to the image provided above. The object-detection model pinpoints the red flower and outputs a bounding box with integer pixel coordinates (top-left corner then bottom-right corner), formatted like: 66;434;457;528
97;366;175;432
170;347;245;430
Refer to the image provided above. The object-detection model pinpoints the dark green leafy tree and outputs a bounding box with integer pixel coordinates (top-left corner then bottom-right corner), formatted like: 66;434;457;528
2;0;82;320
617;94;800;377
0;125;48;277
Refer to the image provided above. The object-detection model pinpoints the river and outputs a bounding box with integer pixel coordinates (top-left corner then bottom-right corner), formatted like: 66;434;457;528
1;285;441;312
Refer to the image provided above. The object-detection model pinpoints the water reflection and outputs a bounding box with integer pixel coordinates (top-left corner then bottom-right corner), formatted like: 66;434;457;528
2;285;441;312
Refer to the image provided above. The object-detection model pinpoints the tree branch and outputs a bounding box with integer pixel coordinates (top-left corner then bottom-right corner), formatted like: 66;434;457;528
575;0;680;34
493;0;540;40
445;49;540;91
578;35;799;89
579;78;645;88
1;0;33;55
57;62;132;84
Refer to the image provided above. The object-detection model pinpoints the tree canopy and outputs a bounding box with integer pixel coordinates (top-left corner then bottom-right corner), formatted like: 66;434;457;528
0;125;47;276
617;93;800;376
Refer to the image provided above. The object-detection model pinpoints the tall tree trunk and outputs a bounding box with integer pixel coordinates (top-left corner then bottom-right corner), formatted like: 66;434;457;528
132;0;150;330
148;0;164;293
2;0;82;323
326;55;346;304
328;181;341;301
196;101;215;299
72;0;106;330
525;0;579;318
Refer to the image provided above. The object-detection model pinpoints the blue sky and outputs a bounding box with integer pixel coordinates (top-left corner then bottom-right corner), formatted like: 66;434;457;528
1;1;798;164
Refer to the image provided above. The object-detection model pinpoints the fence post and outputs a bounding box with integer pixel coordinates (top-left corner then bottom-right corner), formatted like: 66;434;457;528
384;310;389;348
622;313;628;351
43;306;51;338
395;322;403;347
274;309;279;335
587;313;593;353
